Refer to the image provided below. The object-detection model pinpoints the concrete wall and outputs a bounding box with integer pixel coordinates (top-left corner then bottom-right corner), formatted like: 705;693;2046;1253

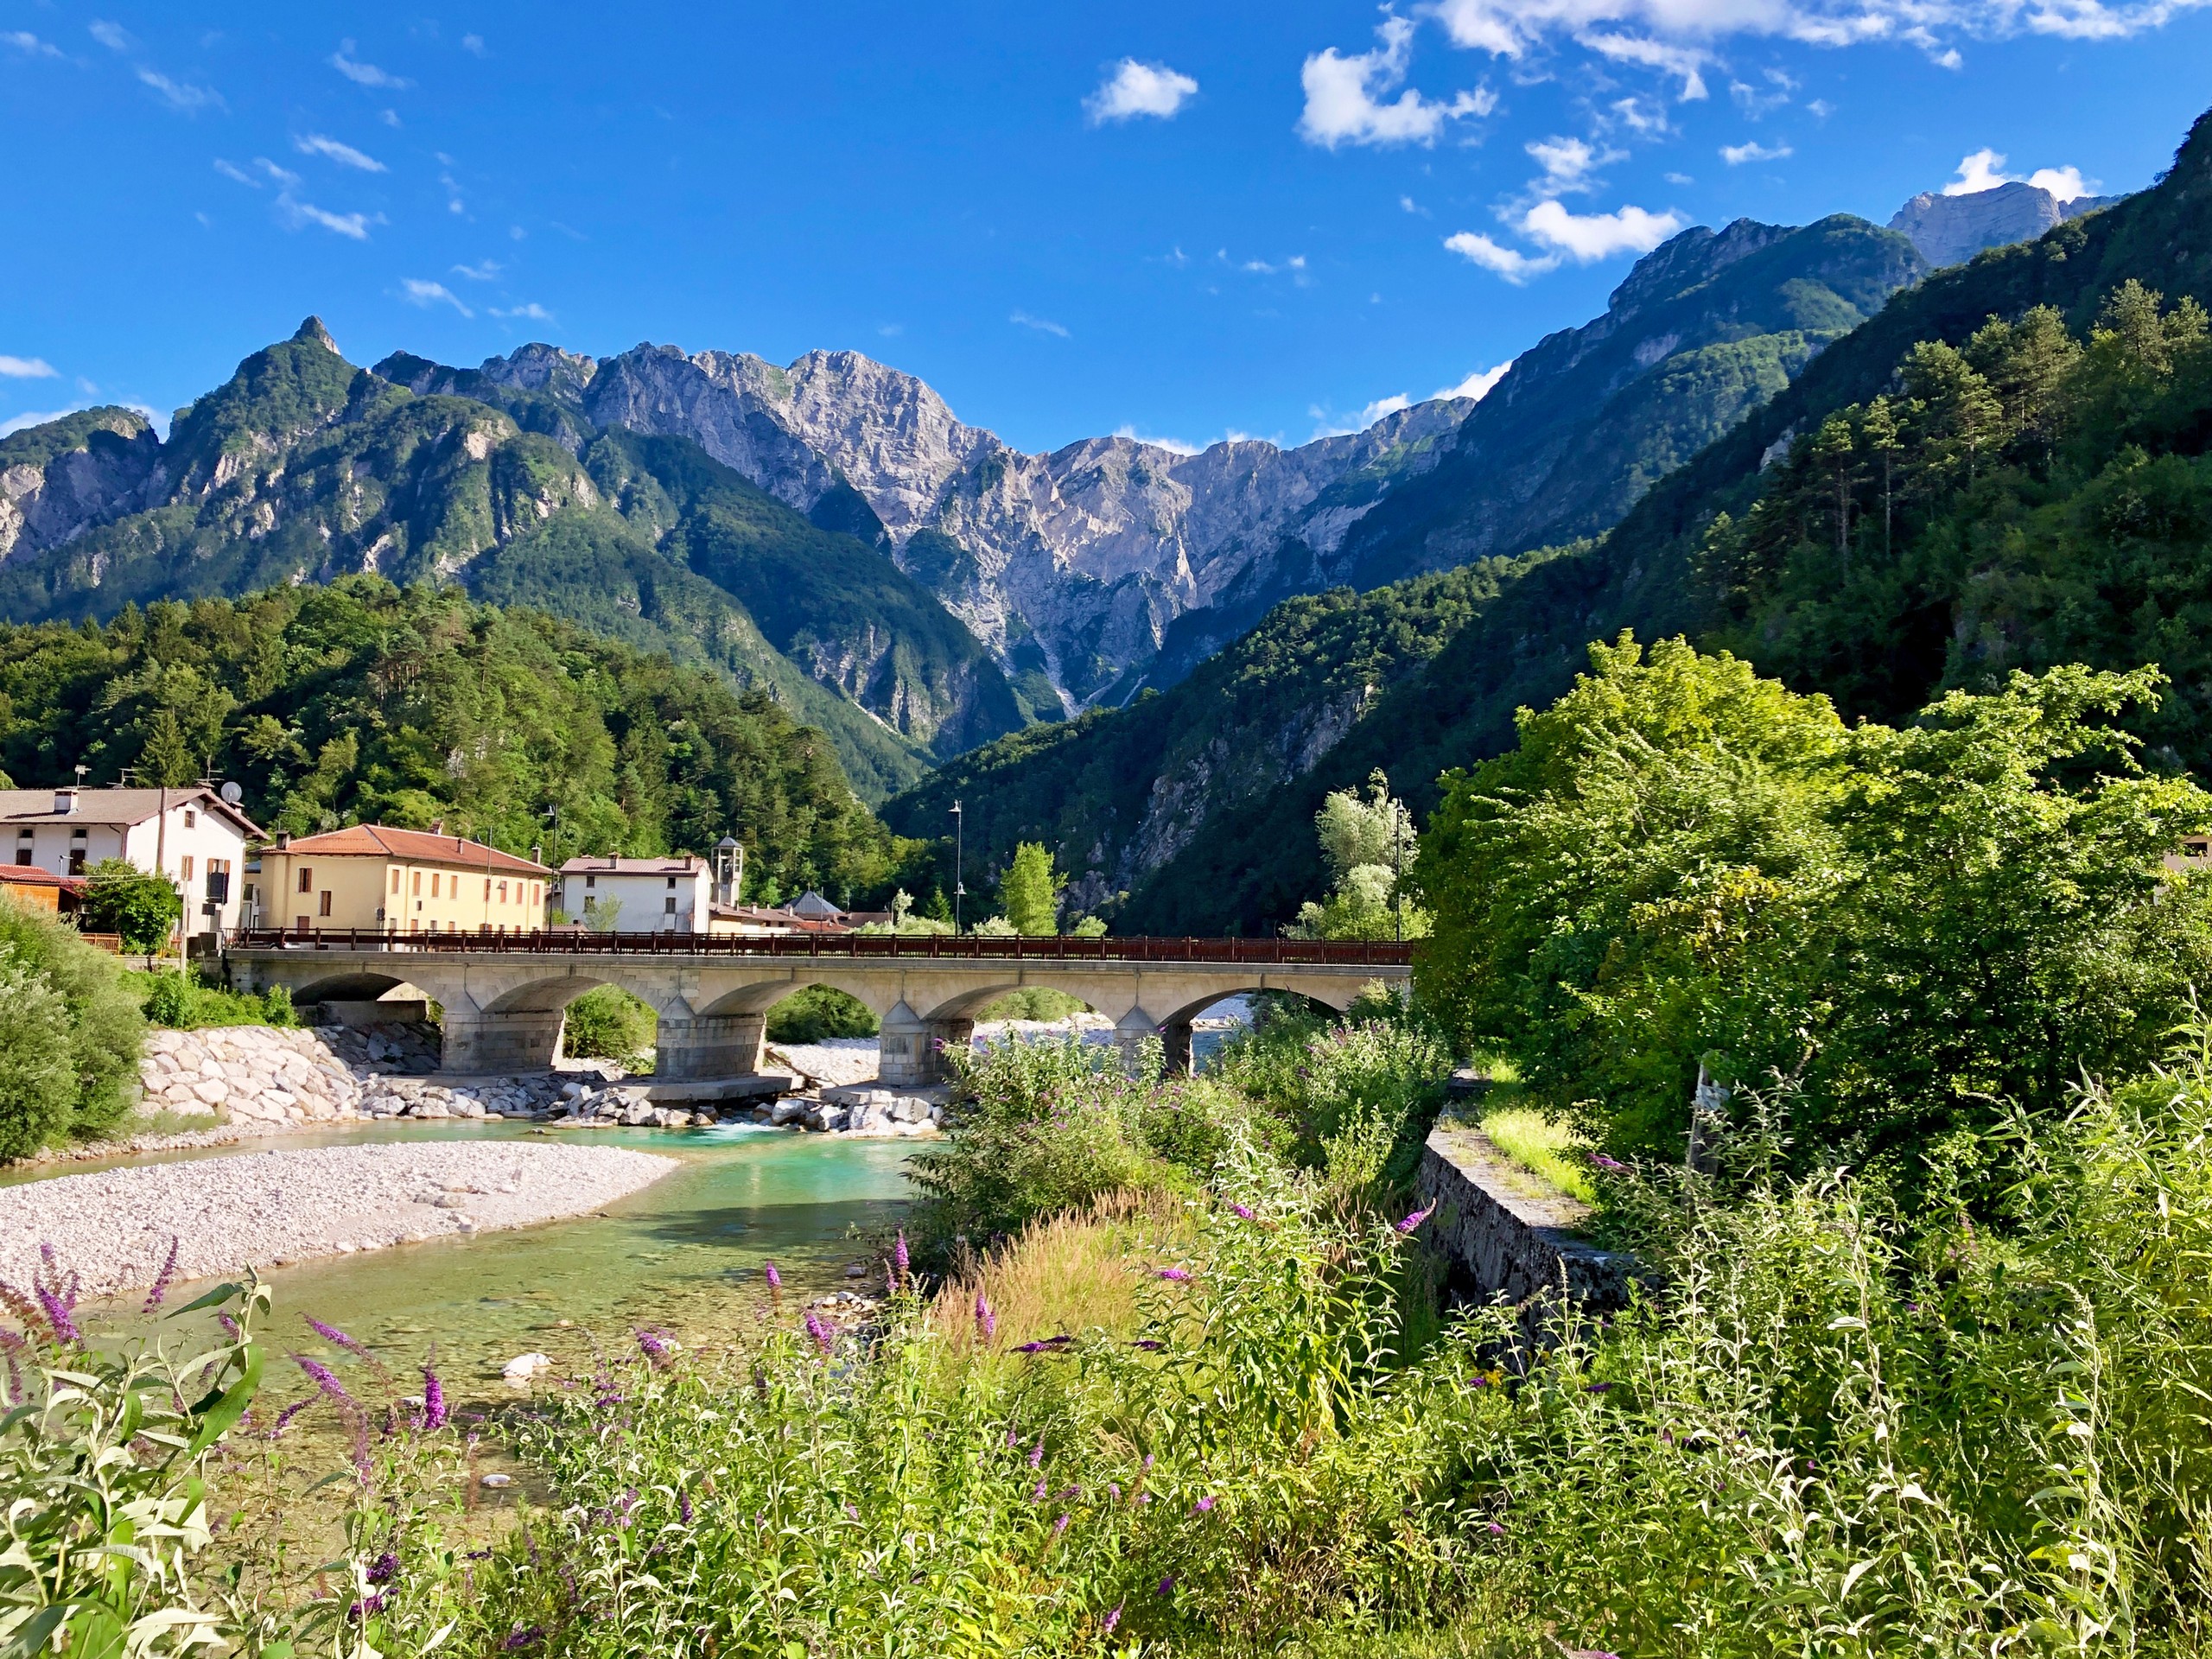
1416;1123;1643;1314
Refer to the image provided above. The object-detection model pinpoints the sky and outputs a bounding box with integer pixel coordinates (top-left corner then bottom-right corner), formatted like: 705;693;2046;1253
4;0;2211;454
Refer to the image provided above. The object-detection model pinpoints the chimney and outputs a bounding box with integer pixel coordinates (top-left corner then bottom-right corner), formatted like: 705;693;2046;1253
53;788;76;816
275;831;291;850
431;819;444;836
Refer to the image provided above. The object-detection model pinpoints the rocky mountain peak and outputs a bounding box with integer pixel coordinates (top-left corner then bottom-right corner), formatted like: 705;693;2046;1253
1888;181;2123;269
292;315;340;354
1606;219;1789;319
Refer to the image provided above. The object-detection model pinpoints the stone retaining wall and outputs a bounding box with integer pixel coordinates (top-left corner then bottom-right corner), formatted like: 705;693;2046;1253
1416;1123;1643;1311
137;1023;569;1125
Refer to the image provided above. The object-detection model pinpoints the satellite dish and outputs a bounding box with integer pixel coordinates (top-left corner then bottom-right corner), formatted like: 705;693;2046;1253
219;781;244;805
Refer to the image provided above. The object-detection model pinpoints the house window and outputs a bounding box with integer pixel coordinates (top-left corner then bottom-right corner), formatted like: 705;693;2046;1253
390;868;401;893
67;849;83;876
205;859;231;905
183;809;196;829
666;875;677;889
499;880;509;903
297;868;313;894
664;895;677;914
319;890;333;917
531;883;540;907
411;871;422;896
181;855;194;882
484;878;493;900
584;874;596;890
296;914;310;933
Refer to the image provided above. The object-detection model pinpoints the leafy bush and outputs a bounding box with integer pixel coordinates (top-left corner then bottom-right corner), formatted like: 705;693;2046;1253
0;896;143;1156
764;983;878;1044
1209;1007;1449;1193
0;1267;280;1655
560;984;656;1064
975;986;1088;1022
130;969;303;1031
78;858;181;953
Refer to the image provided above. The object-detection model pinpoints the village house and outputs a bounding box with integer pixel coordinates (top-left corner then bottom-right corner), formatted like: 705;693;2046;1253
0;785;262;944
251;825;550;935
552;855;713;931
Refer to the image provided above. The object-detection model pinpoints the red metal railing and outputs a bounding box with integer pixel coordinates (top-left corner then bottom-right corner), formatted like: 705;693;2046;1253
224;927;1413;968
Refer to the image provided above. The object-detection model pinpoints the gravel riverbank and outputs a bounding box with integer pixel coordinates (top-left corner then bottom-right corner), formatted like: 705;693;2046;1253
0;1141;677;1298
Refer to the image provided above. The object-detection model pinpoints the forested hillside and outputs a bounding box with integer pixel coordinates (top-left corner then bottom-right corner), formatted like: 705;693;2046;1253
0;323;1034;798
913;102;2212;935
0;578;926;906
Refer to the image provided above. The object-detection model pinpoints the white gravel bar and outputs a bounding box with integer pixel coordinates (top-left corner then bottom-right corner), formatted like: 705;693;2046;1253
0;1141;677;1299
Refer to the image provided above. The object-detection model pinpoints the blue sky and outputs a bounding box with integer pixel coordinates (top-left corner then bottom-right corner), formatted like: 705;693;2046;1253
4;0;2210;454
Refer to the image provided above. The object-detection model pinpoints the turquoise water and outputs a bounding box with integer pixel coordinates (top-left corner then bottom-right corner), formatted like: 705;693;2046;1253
18;1122;916;1395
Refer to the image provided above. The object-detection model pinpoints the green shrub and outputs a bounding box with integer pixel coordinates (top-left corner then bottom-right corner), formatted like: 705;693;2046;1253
129;968;298;1032
259;983;296;1027
0;896;143;1154
77;858;182;953
561;984;657;1063
975;986;1088;1022
764;983;879;1044
1210;1008;1449;1194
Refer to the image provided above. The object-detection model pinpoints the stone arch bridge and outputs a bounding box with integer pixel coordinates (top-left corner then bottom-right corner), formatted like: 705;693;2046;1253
226;931;1414;1085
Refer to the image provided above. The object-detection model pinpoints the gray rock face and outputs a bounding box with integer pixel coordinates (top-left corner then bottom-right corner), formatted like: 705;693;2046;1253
472;341;1473;708
1889;181;2123;270
0;416;165;565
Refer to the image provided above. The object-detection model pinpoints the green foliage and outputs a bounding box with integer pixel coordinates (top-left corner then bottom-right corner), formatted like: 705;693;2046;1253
0;1269;280;1657
560;985;657;1064
0;897;143;1156
79;858;181;952
0;579;919;908
1418;633;2212;1170
1475;1106;1596;1203
976;987;1088;1022
1286;770;1430;941
763;984;879;1044
997;840;1065;934
130;970;298;1033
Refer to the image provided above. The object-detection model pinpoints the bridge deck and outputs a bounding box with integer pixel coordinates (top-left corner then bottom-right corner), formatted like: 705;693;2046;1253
226;929;1414;967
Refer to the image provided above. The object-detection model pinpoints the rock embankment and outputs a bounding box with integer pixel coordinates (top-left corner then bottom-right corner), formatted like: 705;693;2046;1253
136;1024;576;1125
0;1141;677;1297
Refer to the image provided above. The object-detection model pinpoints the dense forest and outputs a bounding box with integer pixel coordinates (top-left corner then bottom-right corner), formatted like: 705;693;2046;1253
0;577;931;906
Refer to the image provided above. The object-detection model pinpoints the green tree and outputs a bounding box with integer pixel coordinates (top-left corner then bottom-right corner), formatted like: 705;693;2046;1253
1285;770;1430;943
998;842;1065;935
0;896;145;1154
79;859;182;953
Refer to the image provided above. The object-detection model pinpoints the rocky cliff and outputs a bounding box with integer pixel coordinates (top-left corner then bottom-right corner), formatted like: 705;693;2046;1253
1889;181;2124;269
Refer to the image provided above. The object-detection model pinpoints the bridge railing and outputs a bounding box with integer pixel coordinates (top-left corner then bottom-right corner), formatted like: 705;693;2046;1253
223;927;1414;968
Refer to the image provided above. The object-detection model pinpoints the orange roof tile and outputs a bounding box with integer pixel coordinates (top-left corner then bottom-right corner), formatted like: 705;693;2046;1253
274;825;550;876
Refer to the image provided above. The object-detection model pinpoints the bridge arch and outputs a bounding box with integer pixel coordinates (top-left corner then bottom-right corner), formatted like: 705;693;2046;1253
284;969;415;1005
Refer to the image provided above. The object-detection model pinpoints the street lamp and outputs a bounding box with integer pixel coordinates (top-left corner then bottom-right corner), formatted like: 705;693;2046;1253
950;800;965;933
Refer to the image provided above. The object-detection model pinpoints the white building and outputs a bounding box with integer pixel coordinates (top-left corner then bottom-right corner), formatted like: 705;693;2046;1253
554;855;712;931
0;786;264;943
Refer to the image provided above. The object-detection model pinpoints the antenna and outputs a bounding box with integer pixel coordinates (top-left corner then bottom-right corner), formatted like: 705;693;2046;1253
219;781;244;805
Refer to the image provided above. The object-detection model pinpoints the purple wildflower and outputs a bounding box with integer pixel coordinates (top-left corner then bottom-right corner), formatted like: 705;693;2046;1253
347;1592;387;1622
974;1290;995;1340
34;1282;79;1347
1032;1478;1047;1502
1005;1427;1019;1448
422;1365;448;1431
270;1398;312;1440
304;1315;372;1360
1585;1381;1613;1394
762;1261;782;1292
1397;1201;1437;1235
1589;1152;1629;1172
1156;1267;1192;1282
804;1309;835;1356
1129;1339;1163;1351
218;1313;240;1340
1108;1483;1122;1501
295;1355;357;1410
1103;1605;1122;1635
142;1236;181;1313
679;1488;694;1525
1229;1202;1255;1220
636;1328;674;1367
502;1625;545;1650
1014;1340;1048;1354
893;1230;909;1280
1487;1521;1505;1536
1029;1440;1045;1468
1192;1495;1216;1514
1052;1512;1071;1541
366;1551;400;1586
1157;1575;1177;1597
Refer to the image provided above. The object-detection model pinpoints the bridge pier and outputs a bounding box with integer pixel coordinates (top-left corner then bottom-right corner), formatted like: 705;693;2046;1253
1160;1020;1194;1076
1114;1007;1163;1075
656;1013;766;1081
880;1001;974;1088
442;1008;566;1073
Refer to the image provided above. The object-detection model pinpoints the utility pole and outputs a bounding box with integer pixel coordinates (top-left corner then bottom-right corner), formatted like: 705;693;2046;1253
1392;797;1406;944
950;800;965;933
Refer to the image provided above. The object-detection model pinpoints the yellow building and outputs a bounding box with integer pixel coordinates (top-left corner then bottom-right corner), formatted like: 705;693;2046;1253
251;826;550;936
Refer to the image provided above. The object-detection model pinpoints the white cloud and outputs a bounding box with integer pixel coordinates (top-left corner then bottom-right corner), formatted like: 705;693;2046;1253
1010;310;1070;338
451;259;503;281
878;323;903;337
1941;147;2096;199
1299;16;1493;149
213;159;259;188
1445;230;1561;283
330;40;411;89
1113;423;1202;455
1720;138;1793;163
461;34;486;56
1084;59;1198;123
1422;0;2212;72
1730;67;1796;116
1521;199;1685;259
277;193;375;239
88;21;131;51
295;133;387;173
490;302;554;321
0;356;58;379
1438;361;1512;400
1665;169;1694;183
1579;31;1710;98
1220;250;1308;276
137;68;223;113
1360;392;1414;423
3;31;61;57
256;157;302;187
2028;163;2094;199
400;279;472;317
1611;95;1669;134
1807;97;1834;117
1527;134;1624;193
0;408;83;438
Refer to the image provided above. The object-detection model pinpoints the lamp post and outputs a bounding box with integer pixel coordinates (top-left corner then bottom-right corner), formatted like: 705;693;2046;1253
950;800;965;934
